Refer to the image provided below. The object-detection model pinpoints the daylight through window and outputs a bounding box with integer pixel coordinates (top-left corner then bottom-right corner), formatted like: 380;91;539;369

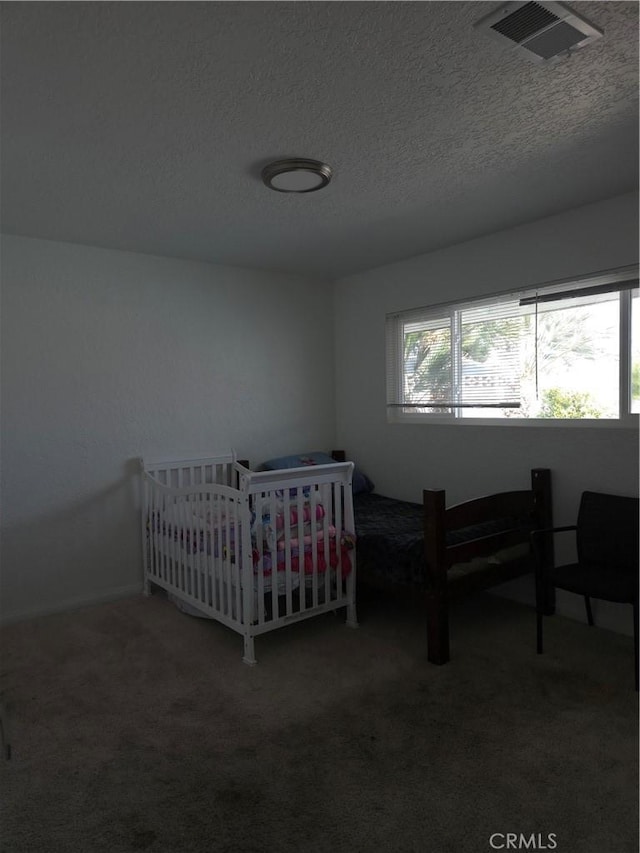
386;269;639;422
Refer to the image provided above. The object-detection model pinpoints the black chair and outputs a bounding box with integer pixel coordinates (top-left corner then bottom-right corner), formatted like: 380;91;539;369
532;491;639;690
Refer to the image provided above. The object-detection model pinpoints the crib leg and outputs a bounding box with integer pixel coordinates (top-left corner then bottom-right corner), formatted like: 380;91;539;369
143;577;151;597
242;634;257;666
345;601;358;629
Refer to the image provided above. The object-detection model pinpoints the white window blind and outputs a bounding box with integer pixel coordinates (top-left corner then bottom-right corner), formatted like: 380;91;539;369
387;295;525;411
459;299;523;408
386;267;639;421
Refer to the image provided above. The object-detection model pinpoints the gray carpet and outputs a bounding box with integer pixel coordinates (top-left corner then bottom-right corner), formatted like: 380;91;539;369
0;590;637;853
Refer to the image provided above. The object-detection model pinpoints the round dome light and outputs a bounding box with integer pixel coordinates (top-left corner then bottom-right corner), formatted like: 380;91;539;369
261;158;332;193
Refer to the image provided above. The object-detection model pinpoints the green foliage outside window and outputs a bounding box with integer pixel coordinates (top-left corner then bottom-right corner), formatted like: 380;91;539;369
538;388;603;419
632;362;640;400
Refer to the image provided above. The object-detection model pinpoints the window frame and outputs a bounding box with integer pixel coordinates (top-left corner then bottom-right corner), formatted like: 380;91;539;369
386;267;640;428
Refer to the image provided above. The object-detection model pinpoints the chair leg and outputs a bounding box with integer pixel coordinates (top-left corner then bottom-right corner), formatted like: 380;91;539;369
633;599;638;693
584;596;594;627
536;610;544;654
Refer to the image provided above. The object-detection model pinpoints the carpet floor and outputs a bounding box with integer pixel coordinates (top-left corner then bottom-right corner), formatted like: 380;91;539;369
0;590;637;853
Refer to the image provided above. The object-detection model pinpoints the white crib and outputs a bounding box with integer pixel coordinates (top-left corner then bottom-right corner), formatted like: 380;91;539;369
141;452;357;664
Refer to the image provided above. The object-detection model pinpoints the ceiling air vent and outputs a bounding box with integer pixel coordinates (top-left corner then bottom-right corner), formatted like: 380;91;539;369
474;1;603;64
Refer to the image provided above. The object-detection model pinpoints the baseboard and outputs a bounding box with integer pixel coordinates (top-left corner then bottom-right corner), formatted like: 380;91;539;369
2;580;633;638
0;583;143;627
490;576;634;637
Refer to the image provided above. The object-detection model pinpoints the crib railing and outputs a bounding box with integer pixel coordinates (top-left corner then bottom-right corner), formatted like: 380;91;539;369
141;456;357;664
242;463;356;628
143;452;238;490
142;477;253;629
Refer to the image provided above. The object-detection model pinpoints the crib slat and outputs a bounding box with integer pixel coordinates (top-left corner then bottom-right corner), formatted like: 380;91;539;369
208;493;214;606
204;493;211;609
163;490;169;584
202;492;209;606
334;481;343;601
310;488;319;610
165;492;172;587
258;493;265;624
167;492;174;588
192;492;200;604
298;490;304;614
320;484;327;603
147;478;154;582
167;492;174;586
156;487;164;584
221;495;228;617
176;496;182;596
188;492;194;601
213;492;220;610
270;490;279;621
175;497;182;594
207;492;214;609
223;494;230;615
233;499;242;624
307;486;315;606
216;491;224;612
177;495;184;590
180;497;189;597
205;493;213;609
295;486;305;615
176;496;184;595
279;488;289;619
227;494;235;620
282;488;292;617
194;494;200;599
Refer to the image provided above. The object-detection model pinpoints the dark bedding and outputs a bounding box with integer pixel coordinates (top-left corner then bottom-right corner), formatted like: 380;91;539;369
353;493;425;586
353;492;526;587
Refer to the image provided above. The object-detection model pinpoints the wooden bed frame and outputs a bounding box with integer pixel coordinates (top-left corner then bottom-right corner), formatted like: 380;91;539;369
332;451;553;665
422;468;553;664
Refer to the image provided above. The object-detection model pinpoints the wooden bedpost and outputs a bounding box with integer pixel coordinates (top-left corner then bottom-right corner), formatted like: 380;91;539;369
531;468;555;615
424;488;450;664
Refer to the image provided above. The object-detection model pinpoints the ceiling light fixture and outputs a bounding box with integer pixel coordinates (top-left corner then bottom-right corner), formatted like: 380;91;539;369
261;158;332;193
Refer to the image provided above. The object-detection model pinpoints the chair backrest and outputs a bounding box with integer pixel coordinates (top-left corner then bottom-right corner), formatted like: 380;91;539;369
576;491;639;572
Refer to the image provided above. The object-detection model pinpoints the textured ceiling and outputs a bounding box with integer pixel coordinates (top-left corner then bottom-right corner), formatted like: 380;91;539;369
1;1;638;278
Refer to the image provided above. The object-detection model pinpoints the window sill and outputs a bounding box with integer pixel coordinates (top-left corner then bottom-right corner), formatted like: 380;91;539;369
388;413;639;429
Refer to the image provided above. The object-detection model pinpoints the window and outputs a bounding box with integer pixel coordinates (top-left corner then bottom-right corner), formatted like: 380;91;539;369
386;268;639;423
632;290;640;415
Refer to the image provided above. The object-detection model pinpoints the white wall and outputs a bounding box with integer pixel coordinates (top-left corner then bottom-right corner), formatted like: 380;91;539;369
2;194;638;632
0;235;336;622
335;192;639;634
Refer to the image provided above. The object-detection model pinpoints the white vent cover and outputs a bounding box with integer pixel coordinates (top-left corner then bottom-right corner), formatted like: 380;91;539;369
475;1;603;63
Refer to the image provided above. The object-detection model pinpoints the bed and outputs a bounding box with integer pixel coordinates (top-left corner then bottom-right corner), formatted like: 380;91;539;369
330;451;553;664
141;452;357;664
